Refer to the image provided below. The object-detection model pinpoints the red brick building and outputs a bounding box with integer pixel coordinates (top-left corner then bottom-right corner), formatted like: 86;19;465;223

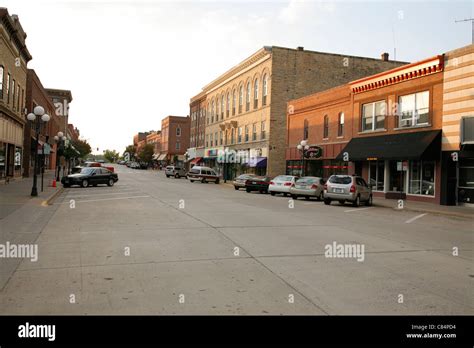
159;115;190;164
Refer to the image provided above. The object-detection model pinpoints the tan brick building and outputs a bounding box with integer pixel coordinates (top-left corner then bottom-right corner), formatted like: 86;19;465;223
191;46;407;179
0;8;31;180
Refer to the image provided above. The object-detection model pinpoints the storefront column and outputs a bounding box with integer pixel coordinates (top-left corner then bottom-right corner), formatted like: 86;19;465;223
384;160;390;193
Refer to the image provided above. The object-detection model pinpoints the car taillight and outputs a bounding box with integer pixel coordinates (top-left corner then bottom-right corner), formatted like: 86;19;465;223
311;184;318;189
270;181;274;185
284;182;292;186
350;185;356;192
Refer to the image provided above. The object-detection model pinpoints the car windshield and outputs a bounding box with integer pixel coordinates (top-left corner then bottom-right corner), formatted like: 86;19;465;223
80;168;95;174
329;176;352;184
189;169;199;174
297;177;317;184
274;175;293;181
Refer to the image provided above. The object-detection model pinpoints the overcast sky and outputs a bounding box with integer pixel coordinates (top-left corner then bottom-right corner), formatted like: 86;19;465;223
3;0;472;154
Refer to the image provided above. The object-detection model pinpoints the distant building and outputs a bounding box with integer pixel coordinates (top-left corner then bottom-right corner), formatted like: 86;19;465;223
158;116;190;164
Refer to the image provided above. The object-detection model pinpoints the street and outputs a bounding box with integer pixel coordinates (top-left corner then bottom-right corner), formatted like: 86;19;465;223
0;164;472;315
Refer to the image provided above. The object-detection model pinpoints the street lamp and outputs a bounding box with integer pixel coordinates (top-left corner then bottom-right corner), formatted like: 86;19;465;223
54;131;66;181
296;139;309;177
27;106;50;196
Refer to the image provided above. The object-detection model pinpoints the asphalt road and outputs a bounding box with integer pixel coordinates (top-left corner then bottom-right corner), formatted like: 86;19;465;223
1;165;472;314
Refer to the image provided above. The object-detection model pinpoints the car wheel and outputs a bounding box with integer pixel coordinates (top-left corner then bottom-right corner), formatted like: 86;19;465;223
246;188;251;193
259;190;264;194
291;195;298;200
338;200;345;205
305;196;310;200
283;193;288;197
93;184;98;187
63;184;70;188
107;178;114;187
324;198;331;205
201;178;206;183
81;179;88;188
365;194;373;206
352;195;360;207
190;180;194;183
215;179;220;184
234;186;239;190
166;175;170;178
270;192;275;196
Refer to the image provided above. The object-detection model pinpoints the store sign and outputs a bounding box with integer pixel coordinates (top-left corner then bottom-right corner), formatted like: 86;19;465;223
367;157;378;161
207;149;218;157
305;146;322;159
397;161;408;171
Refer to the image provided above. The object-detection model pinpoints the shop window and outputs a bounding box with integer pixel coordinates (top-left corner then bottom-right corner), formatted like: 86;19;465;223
362;100;386;131
369;160;385;191
399;91;429;128
459;158;474;188
323;115;329;138
303;119;309;139
338;112;344;137
408;160;435;196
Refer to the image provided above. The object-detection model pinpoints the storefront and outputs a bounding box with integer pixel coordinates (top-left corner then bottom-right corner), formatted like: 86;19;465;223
337;130;441;204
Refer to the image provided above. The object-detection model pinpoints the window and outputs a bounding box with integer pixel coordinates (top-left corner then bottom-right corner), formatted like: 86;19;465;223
252;123;257;141
369;160;385;191
362;100;386;131
253;79;259;109
338;112;344;137
232;90;236;115
226;93;230;117
409;160;435;196
238;127;242;143
210;133;213;146
6;73;10;103
262;74;268;106
11;79;15;110
221;95;225;119
231;129;235;144
225;130;228;145
323;115;329;139
176;127;181;136
215;132;218;146
239;86;243;113
16;84;20;110
176;142;180;150
206;134;209;147
0;66;4;99
399;91;429;127
220;131;223;145
261;121;266;139
245;125;249;142
211;100;215;122
246;82;250;111
303;119;309;139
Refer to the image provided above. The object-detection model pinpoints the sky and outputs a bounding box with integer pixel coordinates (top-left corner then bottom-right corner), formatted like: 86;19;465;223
2;0;473;154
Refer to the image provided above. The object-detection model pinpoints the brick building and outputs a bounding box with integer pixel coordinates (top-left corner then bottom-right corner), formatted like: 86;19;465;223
191;46;406;179
187;91;206;166
146;131;161;158
158;116;190;164
0;8;31;180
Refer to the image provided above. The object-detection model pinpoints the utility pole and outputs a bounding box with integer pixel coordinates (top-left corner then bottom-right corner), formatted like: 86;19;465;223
455;18;474;44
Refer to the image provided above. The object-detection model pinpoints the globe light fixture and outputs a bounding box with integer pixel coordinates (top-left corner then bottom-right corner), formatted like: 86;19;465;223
33;105;45;116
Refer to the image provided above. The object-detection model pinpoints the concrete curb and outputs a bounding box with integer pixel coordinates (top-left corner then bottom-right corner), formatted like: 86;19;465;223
43;187;64;206
374;204;473;219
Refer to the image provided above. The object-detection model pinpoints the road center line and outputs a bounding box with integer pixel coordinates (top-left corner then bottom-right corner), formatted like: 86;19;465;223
56;195;150;204
344;207;373;213
405;213;428;224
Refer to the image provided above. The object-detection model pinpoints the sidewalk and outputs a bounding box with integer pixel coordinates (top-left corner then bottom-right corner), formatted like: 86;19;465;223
0;170;63;220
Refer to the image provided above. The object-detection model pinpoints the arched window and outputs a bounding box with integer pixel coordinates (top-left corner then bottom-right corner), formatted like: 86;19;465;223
303;119;309;139
226;93;230;117
216;95;219;117
211;100;215;123
323;115;329;139
338;112;344;137
232;90;236;115
246;82;251;111
262;74;268;106
253;79;259;109
221;95;225;119
176;127;181;136
239;86;243;113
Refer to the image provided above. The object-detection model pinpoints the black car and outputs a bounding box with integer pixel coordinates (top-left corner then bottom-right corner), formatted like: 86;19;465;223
61;167;118;188
245;176;271;193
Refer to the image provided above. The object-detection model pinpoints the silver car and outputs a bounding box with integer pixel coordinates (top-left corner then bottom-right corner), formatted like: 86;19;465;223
324;175;372;207
233;174;256;190
290;176;325;200
165;165;186;178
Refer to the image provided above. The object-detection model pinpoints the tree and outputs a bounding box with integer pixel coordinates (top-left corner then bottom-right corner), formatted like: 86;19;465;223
71;139;92;159
104;149;120;163
138;144;154;164
123;145;136;161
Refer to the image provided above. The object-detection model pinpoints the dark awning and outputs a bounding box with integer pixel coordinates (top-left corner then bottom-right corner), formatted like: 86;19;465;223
336;130;441;161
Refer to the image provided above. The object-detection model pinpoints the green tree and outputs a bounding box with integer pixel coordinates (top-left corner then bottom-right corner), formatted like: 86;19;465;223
71;139;92;159
104;149;120;163
138;144;154;164
123;145;136;161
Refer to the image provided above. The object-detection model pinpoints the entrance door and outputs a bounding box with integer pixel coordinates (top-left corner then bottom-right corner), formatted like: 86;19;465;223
6;144;14;177
389;160;406;193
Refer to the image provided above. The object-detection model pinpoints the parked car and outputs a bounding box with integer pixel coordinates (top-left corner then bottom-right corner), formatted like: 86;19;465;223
165;165;187;178
245;176;271;193
324;174;372;207
233;174;256;190
187;166;220;184
61;167;118;188
72;161;115;174
290;176;325;200
268;175;299;196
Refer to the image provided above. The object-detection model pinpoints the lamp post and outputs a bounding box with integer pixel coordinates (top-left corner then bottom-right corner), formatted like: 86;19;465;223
54;131;66;181
27;106;50;197
296;140;309;177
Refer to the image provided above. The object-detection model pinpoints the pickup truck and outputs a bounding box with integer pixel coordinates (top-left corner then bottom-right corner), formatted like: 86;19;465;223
72;161;115;174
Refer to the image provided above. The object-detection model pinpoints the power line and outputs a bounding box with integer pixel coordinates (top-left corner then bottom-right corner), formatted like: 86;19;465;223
455;18;474;44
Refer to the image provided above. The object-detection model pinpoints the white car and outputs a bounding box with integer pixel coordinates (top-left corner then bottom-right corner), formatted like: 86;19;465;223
268;175;299;196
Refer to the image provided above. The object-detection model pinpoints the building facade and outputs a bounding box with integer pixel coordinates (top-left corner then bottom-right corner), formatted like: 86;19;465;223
188;91;206;167
159;116;190;164
191;46;407;179
0;9;31;180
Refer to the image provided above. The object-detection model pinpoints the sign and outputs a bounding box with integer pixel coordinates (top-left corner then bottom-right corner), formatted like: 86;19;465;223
206;149;218;157
397;161;408;171
367;157;378;161
305;146;322;159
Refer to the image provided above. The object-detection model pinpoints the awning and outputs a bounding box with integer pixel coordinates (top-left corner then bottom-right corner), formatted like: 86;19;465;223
157;154;166;161
249;157;267;168
190;157;203;165
336;130;441;161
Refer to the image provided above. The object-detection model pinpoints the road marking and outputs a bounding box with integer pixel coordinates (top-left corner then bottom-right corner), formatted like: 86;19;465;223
344;207;373;213
65;191;141;198
56;195;150;204
405;213;428;224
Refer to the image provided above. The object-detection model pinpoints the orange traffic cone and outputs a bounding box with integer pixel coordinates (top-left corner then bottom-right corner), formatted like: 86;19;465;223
52;179;56;188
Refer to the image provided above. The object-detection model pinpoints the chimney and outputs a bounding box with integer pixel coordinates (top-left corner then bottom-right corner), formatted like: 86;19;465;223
381;52;389;61
297;46;304;51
